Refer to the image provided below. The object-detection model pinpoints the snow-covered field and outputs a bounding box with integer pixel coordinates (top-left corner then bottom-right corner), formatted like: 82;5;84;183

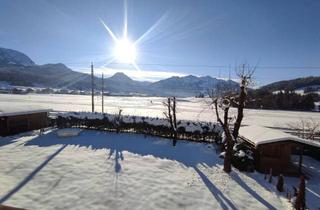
1;94;319;209
1;94;320;129
0;129;294;210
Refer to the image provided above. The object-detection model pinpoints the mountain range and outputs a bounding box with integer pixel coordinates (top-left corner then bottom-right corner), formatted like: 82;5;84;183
0;47;239;97
0;47;319;97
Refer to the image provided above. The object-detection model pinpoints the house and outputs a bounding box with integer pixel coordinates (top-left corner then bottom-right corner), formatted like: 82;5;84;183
0;106;51;136
239;125;320;175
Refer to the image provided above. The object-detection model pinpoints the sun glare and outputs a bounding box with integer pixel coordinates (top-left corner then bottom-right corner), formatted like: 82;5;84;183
114;39;137;63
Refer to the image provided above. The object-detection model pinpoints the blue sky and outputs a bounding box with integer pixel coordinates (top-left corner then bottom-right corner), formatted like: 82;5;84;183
0;0;319;85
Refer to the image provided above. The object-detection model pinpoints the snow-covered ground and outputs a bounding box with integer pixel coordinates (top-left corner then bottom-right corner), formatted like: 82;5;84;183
0;129;295;210
1;94;320;130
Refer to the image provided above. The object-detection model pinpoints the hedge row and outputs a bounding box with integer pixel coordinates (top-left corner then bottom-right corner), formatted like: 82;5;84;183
50;112;222;143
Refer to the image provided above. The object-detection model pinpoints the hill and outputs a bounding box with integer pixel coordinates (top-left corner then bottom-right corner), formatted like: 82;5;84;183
150;75;238;97
0;47;35;66
0;47;238;97
260;76;320;93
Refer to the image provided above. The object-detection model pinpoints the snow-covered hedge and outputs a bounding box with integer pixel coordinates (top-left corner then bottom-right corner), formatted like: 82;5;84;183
218;131;255;172
231;142;255;172
50;112;222;142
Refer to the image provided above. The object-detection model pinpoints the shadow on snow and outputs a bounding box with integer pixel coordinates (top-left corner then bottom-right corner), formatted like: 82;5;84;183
0;144;66;204
1;129;277;209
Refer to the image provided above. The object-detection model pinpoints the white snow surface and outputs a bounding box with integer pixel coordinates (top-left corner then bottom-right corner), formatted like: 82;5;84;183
1;94;320;130
0;129;291;210
239;125;320;147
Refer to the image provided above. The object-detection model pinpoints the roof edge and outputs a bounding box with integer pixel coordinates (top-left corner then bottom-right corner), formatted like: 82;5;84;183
0;109;52;117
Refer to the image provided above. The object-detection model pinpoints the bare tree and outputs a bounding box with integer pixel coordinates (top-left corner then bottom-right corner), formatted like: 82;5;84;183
288;118;320;140
163;97;173;131
232;64;255;140
287;117;320;174
163;97;178;146
210;63;254;173
115;108;123;133
172;97;177;133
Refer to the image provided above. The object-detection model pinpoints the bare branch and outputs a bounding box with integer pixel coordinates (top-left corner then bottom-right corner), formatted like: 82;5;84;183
288;118;320;140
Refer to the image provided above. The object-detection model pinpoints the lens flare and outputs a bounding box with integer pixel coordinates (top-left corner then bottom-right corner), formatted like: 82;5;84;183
113;39;137;63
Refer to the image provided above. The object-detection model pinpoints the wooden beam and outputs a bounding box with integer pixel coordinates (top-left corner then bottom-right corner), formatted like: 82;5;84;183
299;144;304;175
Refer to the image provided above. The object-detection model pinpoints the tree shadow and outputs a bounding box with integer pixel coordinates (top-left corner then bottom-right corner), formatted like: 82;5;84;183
0;144;67;204
8;129;280;209
108;148;123;173
230;172;277;210
194;167;237;210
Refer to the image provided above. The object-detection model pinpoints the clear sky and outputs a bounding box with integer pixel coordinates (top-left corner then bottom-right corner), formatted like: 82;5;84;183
0;0;320;85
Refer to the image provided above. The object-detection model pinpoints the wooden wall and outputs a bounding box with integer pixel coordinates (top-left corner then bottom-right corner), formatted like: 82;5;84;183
0;112;48;136
255;141;294;174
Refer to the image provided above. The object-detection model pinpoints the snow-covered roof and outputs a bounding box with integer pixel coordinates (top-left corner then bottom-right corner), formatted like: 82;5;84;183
0;105;51;117
239;125;320;148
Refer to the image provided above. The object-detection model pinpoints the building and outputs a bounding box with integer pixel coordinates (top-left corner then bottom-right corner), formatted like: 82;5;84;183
0;106;51;136
239;125;320;175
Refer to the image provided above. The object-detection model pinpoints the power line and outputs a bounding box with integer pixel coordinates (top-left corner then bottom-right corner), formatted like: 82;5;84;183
116;63;320;70
62;61;320;70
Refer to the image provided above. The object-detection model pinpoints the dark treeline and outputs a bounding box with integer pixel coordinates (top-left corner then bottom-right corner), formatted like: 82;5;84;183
247;90;319;111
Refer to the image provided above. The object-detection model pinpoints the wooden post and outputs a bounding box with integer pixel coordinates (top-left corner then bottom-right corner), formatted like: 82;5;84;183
102;73;104;114
91;62;94;112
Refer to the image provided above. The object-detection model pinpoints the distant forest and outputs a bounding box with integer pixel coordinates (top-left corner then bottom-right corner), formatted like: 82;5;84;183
243;77;320;111
247;90;318;111
259;76;320;92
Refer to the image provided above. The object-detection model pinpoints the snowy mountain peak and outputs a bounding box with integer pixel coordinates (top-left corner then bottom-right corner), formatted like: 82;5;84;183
109;72;133;81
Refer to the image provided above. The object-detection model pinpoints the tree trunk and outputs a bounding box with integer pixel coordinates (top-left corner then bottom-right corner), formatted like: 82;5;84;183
167;98;173;129
213;100;233;173
166;98;174;139
172;97;177;129
223;126;233;173
223;107;233;173
172;97;177;146
232;85;246;140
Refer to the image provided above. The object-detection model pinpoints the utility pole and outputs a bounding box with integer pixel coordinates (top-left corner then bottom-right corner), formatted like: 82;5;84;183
91;62;94;112
216;69;221;95
228;65;231;91
101;73;104;114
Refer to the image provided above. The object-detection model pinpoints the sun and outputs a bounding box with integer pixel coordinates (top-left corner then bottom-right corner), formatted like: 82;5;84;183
113;39;137;63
